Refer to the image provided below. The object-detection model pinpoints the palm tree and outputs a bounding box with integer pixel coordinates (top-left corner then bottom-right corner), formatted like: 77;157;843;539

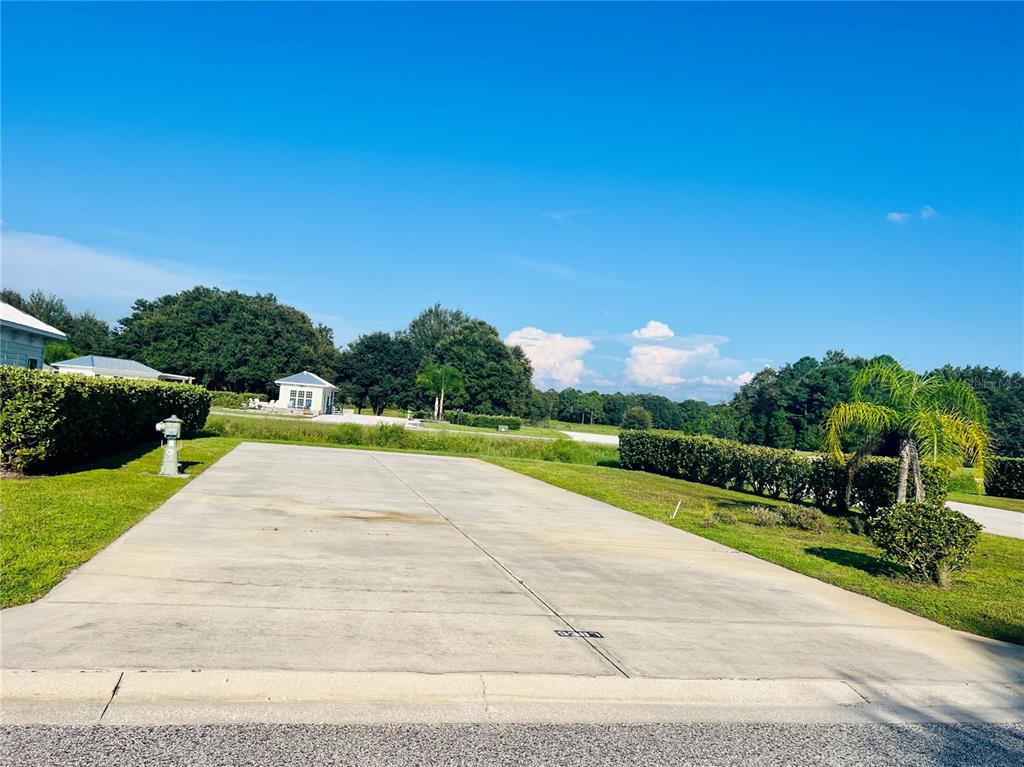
416;362;465;421
823;361;989;503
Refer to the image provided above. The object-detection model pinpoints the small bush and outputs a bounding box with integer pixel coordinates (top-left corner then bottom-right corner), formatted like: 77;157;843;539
209;391;268;408
701;510;737;527
620;406;653;431
0;367;211;474
448;412;522;430
868;501;982;586
750;506;784;527
985;457;1024;499
778;504;833;534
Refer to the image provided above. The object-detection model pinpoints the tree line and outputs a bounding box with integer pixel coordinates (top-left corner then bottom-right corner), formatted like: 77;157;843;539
5;286;1022;456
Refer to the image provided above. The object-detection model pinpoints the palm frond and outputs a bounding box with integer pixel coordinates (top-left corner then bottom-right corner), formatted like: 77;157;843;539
851;361;915;408
927;378;989;424
822;401;898;463
935;411;990;480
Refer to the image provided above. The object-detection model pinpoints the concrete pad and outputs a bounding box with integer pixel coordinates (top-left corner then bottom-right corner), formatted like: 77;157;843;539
2;442;1023;724
947;501;1024;539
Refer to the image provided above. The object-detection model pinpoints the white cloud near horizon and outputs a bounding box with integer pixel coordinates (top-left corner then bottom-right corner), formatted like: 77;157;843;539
505;326;594;387
625;343;723;386
886;211;911;224
0;230;220;310
631;320;674;340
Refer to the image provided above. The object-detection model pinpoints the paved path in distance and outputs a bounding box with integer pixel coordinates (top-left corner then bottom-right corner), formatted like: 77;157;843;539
948;500;1023;539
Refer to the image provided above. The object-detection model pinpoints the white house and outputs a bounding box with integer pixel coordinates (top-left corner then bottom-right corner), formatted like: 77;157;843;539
275;371;337;414
0;301;67;369
52;355;194;383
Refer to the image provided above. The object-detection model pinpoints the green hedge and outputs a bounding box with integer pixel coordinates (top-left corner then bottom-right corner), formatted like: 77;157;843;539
204;416;613;464
447;412;522;430
0;367;211;474
209;390;268;408
985;457;1024;499
619;430;947;514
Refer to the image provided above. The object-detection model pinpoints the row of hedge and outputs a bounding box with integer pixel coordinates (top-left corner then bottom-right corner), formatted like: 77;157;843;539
204;416;613;464
446;412;522;430
209;390;268;409
985;457;1024;499
0;367;211;474
619;430;948;514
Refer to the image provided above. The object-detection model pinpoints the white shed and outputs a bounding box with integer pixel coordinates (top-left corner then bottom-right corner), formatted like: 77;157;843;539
275;371;337;414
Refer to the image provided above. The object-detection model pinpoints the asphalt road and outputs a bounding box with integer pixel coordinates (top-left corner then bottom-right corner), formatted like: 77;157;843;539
2;723;1022;766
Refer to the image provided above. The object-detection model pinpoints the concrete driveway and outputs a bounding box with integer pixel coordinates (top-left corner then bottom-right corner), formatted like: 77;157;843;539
948;500;1024;539
2;442;1021;724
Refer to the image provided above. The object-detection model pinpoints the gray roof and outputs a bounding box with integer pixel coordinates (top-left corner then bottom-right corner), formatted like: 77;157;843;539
53;355;162;374
0;301;67;340
275;370;336;388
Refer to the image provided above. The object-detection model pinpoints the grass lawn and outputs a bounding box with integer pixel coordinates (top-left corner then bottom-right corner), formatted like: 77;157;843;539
946;466;1024;513
0;437;240;607
419;421;567;440
548;419;620;436
488;458;1024;645
948;492;1024;513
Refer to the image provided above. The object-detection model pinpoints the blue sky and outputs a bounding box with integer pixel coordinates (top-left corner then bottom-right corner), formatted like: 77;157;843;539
2;2;1021;401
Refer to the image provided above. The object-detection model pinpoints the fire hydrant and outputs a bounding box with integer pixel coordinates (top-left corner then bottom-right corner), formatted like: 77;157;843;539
155;415;185;477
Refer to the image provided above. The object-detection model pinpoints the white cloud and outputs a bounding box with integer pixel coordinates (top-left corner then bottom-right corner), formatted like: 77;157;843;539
630;320;674;340
541;210;587;223
505;326;593;387
624;342;723;386
886;211;911;224
920;204;939;220
679;371;755;387
0;230;220;308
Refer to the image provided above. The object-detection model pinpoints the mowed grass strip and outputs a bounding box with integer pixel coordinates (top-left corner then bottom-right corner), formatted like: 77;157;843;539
1;437;240;607
488;458;1024;645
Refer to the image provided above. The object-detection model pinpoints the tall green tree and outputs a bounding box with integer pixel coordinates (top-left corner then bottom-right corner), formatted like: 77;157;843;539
436;320;533;415
339;332;418;415
400;304;473;361
115;287;341;393
416;362;465;420
931;365;1024;458
823;361;990;502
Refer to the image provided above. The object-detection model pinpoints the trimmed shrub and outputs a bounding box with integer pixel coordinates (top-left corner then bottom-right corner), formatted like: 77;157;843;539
620;406;653;430
448;412;522;430
701;510;737;527
869;501;982;586
750;506;784;527
209;391;267;409
619;430;948;514
777;504;832;534
985;457;1024;499
0;367;211;474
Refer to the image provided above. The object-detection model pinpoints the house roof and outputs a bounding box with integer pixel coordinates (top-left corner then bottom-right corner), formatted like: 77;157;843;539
275;370;336;388
53;355;162;375
0;301;67;340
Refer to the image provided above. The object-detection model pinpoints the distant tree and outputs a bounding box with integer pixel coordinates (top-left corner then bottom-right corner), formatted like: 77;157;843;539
400;304;473;362
43;341;74;365
436;320;533;415
115;287;341;393
0;288;27;310
931;366;1024;458
824;361;990;502
621;406;653;430
65;312;114;355
578;391;605;424
416;362;465;420
339;332;418;415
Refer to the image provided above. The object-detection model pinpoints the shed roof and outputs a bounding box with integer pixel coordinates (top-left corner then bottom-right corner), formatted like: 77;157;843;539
275;370;336;388
53;355;162;375
0;301;67;340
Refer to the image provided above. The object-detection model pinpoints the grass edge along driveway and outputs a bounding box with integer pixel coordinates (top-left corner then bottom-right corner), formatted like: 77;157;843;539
1;437;240;607
487;458;1024;646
